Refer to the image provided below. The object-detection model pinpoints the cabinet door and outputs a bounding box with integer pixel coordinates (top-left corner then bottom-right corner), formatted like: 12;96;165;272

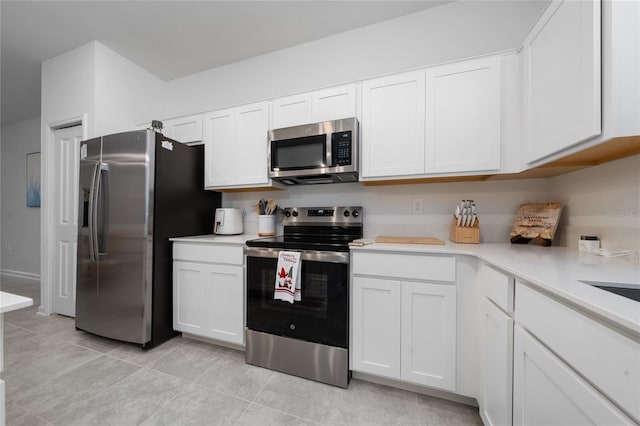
513;326;634;425
361;71;426;178
352;277;401;378
479;298;513;426
400;281;456;390
271;93;312;128
203;108;235;187
205;264;245;345
522;0;601;163
163;114;203;144
234;101;270;186
173;260;207;335
425;57;501;173
312;84;357;123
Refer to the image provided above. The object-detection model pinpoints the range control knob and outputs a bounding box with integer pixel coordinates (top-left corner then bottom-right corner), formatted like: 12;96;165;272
284;210;291;217
343;210;351;217
292;210;299;217
352;210;360;218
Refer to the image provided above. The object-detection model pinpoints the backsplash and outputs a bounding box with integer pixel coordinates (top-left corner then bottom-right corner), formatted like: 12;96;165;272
224;154;640;251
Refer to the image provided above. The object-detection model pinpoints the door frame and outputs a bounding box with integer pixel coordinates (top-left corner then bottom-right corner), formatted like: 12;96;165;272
39;114;88;316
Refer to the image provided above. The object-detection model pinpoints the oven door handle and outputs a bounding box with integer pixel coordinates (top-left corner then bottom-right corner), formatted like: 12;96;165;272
244;247;349;264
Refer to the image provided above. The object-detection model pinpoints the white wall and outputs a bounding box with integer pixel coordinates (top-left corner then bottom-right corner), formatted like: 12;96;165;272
224;178;551;243
162;1;546;118
94;43;163;135
549;154;640;251
1;117;42;278
225;155;640;250
41;42;97;135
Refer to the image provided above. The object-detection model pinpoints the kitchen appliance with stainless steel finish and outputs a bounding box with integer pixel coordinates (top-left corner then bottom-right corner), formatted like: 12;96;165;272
244;206;362;388
268;118;359;185
76;129;220;348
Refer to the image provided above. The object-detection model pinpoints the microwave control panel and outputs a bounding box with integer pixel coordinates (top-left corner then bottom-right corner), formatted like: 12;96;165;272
332;131;352;166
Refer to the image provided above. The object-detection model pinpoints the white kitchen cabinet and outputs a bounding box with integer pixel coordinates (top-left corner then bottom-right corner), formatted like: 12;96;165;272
311;84;358;123
351;276;401;378
479;298;513;426
516;280;640;422
425;56;501;173
203;101;272;190
522;0;601;163
271;93;312;128
172;242;245;346
513;325;634;425
400;281;456;390
477;263;515;426
351;252;457;391
162;114;203;144
361;71;426;178
271;84;357;128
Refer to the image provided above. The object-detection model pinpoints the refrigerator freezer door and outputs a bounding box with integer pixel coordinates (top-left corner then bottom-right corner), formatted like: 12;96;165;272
95;131;152;345
76;138;102;334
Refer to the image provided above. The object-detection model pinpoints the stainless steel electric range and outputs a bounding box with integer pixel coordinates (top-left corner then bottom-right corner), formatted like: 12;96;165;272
244;206;363;388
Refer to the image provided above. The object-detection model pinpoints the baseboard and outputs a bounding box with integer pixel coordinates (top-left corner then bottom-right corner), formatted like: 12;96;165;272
352;371;479;408
0;269;40;281
181;332;246;352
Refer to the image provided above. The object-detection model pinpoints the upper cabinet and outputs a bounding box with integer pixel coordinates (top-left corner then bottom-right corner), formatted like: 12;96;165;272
361;71;426;178
162;114;204;144
522;0;601;164
203;101;273;190
361;57;502;180
271;84;358;128
425;56;502;173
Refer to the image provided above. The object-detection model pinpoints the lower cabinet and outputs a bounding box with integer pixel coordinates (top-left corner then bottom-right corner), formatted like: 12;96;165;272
352;276;456;391
513;325;633;425
479;298;513;426
172;244;245;346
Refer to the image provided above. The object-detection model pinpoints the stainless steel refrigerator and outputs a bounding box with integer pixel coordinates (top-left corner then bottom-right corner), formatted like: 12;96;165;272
75;129;220;348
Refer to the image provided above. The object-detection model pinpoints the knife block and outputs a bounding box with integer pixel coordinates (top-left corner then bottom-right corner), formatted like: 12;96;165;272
450;215;480;244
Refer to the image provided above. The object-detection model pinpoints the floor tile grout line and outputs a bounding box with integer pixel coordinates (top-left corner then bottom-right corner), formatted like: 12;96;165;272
16;355;142;424
239;400;324;426
46;362;147;425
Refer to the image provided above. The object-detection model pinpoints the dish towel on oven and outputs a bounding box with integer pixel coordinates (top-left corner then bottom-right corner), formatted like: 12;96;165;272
274;251;302;304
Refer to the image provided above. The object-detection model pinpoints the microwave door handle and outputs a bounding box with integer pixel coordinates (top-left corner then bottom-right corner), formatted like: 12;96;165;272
326;133;332;168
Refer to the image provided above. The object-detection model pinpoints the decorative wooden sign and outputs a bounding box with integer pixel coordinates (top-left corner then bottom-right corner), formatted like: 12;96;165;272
510;202;563;246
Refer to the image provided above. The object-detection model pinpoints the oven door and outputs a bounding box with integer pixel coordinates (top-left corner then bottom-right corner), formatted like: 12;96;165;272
245;248;349;348
270;134;328;173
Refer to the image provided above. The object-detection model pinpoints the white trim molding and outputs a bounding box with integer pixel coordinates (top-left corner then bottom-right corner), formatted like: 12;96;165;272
40;114;88;316
0;270;41;281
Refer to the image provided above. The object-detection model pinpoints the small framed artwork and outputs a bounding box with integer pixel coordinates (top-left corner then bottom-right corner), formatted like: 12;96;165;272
26;152;41;207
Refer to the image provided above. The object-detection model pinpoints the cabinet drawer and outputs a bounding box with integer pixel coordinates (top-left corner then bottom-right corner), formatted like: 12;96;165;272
173;243;243;265
352;252;455;282
516;281;640;422
478;263;514;313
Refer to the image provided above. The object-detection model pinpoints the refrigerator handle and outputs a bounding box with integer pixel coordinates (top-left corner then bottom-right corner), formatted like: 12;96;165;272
96;163;110;257
88;162;101;262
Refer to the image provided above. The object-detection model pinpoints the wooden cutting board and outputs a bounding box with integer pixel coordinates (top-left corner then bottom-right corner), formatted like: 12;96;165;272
375;236;445;245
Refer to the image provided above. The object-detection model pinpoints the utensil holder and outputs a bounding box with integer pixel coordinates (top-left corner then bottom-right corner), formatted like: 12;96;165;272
450;215;480;244
258;215;276;236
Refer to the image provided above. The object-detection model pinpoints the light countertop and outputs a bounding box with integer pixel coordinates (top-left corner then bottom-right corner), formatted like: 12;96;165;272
0;291;33;313
351;242;640;335
170;234;259;245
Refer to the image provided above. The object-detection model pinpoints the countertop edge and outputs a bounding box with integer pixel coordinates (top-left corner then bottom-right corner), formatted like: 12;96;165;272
1;291;34;313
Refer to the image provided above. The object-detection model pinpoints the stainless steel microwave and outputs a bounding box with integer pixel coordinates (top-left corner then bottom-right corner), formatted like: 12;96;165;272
268;117;358;185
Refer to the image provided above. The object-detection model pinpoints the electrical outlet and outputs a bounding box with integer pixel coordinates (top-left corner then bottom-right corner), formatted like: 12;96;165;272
412;198;424;215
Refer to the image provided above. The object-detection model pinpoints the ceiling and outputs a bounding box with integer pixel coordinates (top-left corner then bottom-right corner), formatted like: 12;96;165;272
0;0;452;127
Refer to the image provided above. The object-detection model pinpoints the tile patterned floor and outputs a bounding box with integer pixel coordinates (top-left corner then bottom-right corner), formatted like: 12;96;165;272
1;276;483;425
